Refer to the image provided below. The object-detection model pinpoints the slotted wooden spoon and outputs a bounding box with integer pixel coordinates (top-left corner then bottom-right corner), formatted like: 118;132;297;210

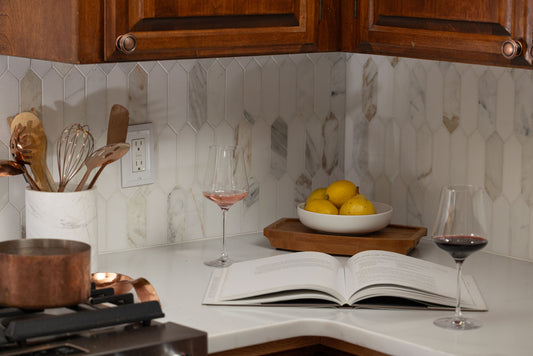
8;110;57;191
75;142;130;191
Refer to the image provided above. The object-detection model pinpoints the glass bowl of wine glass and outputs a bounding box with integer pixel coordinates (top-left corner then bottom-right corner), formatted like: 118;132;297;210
202;145;249;268
431;184;489;330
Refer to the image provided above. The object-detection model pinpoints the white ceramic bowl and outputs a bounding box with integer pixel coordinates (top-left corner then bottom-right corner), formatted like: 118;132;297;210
297;202;393;234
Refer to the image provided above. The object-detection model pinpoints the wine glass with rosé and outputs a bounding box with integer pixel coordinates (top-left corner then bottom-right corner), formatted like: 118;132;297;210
202;145;249;267
432;185;488;330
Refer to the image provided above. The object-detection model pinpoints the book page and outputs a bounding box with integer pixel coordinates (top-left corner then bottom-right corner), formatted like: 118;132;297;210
207;251;347;304
345;250;477;306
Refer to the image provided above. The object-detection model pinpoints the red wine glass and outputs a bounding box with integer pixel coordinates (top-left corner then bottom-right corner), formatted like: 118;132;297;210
202;145;249;267
432;185;488;330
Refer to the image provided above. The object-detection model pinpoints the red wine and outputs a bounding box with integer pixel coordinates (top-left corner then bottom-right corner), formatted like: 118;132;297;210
434;235;487;261
203;191;248;209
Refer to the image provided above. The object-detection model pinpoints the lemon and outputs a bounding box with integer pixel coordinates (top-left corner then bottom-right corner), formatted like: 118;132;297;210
306;188;328;205
340;196;376;215
326;180;359;208
305;199;339;215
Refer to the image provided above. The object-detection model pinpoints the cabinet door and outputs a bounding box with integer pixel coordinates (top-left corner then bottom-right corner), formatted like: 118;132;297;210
358;0;531;67
105;0;317;61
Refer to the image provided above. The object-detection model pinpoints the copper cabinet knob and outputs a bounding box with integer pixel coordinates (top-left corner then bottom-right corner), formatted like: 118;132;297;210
116;34;137;54
501;39;522;59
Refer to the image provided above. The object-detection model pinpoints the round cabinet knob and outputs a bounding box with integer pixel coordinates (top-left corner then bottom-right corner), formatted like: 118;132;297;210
115;34;137;54
501;39;522;59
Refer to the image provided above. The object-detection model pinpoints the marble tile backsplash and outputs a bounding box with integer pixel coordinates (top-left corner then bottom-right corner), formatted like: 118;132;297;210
345;54;533;261
0;54;346;253
1;52;533;262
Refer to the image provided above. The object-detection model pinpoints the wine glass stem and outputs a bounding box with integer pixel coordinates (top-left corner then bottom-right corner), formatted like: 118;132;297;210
220;208;228;262
454;260;464;320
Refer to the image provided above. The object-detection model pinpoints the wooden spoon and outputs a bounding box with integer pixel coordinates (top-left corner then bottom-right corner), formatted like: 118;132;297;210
75;142;130;191
8;110;57;192
86;104;129;189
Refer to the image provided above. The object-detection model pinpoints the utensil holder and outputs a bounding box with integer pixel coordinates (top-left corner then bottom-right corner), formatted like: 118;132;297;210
25;188;98;272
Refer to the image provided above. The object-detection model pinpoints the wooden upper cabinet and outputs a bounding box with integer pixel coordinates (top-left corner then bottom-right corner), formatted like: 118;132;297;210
357;0;532;68
5;0;533;68
0;0;324;63
106;0;319;61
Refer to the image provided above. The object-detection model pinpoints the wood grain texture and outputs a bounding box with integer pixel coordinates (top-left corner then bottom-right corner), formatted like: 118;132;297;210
1;0;532;68
0;0;321;63
104;0;319;62
263;218;427;256
316;0;341;52
356;0;533;68
210;336;389;356
340;0;359;52
0;1;78;62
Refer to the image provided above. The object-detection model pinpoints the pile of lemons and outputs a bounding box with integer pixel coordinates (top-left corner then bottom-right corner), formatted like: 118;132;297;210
304;180;376;215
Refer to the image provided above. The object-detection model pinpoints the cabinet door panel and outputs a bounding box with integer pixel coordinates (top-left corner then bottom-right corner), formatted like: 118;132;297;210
154;1;299;17
358;0;531;67
374;1;500;22
105;0;317;61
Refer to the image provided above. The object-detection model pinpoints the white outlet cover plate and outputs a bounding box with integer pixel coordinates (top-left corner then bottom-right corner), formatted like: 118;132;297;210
121;123;156;187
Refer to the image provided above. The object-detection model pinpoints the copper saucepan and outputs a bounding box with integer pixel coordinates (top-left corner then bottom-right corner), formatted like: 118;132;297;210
0;239;91;309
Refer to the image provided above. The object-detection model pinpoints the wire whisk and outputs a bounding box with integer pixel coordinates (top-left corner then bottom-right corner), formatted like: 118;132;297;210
56;124;94;192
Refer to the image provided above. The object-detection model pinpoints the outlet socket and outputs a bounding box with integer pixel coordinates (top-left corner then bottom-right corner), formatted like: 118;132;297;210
131;138;147;172
121;123;155;187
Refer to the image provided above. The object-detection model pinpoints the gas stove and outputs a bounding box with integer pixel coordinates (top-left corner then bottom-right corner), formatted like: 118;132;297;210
0;284;207;355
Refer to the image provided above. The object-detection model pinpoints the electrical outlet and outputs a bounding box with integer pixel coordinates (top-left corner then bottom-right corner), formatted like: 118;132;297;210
131;138;147;172
121;123;155;187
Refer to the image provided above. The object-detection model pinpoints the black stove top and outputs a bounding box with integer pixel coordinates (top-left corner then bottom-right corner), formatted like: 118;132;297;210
0;284;207;355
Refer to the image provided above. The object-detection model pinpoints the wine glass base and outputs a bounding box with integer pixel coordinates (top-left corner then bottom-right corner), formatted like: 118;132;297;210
433;316;481;330
204;257;233;268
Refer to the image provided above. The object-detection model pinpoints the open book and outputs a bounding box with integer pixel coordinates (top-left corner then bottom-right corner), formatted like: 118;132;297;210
203;250;487;310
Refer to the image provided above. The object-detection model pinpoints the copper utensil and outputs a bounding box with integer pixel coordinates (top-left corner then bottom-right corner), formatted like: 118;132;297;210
8;110;57;191
9;124;41;191
56;123;94;192
0;239;91;309
0;159;39;190
0;160;24;176
86;104;129;189
118;277;160;303
91;272;132;287
9;122;39;189
91;272;160;303
75;142;129;191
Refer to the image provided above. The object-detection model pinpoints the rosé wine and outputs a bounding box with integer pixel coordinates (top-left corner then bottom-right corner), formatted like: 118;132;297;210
203;191;248;209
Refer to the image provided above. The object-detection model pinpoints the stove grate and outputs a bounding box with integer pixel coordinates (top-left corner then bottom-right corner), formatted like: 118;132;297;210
4;300;164;342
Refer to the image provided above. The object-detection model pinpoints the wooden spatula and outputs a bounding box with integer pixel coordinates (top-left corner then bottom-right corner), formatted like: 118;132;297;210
106;104;129;145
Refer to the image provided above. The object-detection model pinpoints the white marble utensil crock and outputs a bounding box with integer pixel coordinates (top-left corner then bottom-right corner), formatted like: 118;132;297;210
25;187;98;271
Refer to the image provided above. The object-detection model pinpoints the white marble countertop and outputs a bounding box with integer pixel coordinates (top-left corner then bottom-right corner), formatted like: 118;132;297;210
98;233;533;355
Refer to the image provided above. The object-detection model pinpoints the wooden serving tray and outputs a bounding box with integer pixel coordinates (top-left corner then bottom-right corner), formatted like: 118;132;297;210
263;218;427;256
